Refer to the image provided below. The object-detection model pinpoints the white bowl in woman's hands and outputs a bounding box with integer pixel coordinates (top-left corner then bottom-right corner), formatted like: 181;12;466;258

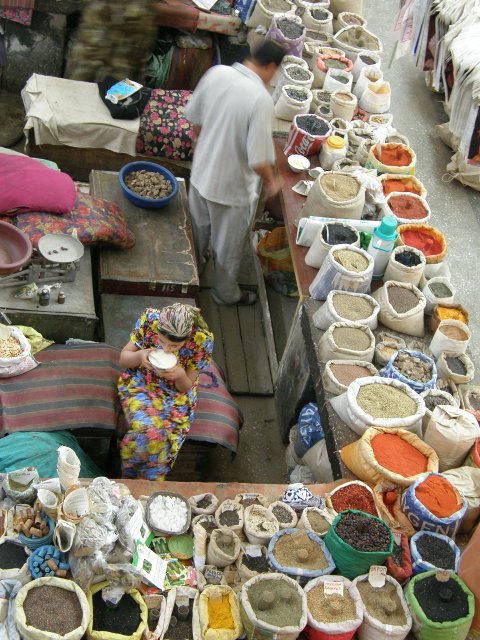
148;350;178;371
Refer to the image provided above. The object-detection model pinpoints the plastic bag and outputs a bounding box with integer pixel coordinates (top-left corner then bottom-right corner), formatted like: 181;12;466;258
294;402;324;458
0;578;22;640
284;113;332;157
310;245;373;301
372;481;416;537
257;227;294;274
379;349;437;395
386;531;412;585
71;516;118;558
301;440;334;483
0;327;37;379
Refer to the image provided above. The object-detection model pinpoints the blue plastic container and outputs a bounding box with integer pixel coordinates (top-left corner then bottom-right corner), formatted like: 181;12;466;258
118;161;178;209
28;544;69;579
18;516;54;550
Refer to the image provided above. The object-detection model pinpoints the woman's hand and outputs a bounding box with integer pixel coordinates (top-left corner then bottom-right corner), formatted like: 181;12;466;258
160;364;196;392
119;341;156;370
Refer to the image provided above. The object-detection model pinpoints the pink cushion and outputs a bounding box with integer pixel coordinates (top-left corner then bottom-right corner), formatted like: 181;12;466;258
0;154;76;215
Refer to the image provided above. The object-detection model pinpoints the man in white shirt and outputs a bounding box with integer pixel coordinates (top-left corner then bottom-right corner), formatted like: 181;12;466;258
185;41;285;306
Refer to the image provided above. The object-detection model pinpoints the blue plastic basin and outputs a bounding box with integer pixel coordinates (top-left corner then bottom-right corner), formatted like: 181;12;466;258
118;161;178;209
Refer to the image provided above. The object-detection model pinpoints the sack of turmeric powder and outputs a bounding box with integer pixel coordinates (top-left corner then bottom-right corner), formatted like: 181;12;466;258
340;426;439;488
196;585;243;640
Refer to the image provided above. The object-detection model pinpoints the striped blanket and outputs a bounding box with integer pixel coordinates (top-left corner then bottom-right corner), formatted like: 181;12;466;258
0;344;240;453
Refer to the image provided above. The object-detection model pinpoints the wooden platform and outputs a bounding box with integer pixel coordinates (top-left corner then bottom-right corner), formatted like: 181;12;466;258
90;170;199;298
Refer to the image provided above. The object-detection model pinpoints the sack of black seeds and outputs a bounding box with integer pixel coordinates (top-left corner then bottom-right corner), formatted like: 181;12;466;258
284;113;332;157
0;540;31;584
266;14;306;57
236;545;270;582
274;85;313;121
86;581;148;640
215;499;244;536
372;281;427;338
207;528;242;568
324;509;393;580
405;570;474;639
267;501;298;529
351;573;412;639
410;531;460;575
386;531;412;585
189;493;219;516
436;352;475;385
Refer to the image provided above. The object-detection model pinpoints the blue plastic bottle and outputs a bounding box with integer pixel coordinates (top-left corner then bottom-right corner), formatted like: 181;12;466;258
367;216;398;280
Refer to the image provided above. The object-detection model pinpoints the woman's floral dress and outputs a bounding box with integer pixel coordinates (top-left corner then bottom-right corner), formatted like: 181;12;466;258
118;309;213;481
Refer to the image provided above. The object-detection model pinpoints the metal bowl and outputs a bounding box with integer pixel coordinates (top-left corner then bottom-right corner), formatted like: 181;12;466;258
145;491;191;536
0;221;32;276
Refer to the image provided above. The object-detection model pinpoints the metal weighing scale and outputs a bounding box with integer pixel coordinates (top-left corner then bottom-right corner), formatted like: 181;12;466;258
0;233;85;289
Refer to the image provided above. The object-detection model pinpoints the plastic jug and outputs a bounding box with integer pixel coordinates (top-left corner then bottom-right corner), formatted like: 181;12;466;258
366;216;398;280
458;525;480;635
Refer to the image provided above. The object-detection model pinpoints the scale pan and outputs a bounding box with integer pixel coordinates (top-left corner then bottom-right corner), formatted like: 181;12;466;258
38;234;84;264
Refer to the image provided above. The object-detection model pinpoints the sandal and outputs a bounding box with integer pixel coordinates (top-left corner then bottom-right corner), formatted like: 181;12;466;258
236;290;257;306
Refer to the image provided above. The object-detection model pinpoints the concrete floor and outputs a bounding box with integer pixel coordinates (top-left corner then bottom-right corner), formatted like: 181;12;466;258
1;0;479;483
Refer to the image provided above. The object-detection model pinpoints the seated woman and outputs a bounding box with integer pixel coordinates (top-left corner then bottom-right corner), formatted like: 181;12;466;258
118;303;213;481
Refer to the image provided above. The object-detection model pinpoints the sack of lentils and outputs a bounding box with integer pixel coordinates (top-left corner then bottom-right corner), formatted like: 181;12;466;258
313;290;380;331
410;531;460;575
323;359;379;395
400;472;467;538
326;480;379;517
207;528;242;568
303;575;363;640
324;510;393;579
380;349;437;394
299;507;334;537
405;570;474;640
372;281;427;338
244;505;280;546
15;577;90;640
215;499;244;536
352;573;412;640
330;376;425;436
386;531;413;585
372;482;416;537
340;426;439;488
318;322;375;363
268;501;298;529
267;528;335;584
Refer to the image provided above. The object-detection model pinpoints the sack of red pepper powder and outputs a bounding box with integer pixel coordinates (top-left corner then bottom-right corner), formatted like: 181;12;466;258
386;531;412;585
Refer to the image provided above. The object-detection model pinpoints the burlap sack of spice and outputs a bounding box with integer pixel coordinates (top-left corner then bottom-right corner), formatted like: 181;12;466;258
372;481;416;537
298;506;334;537
15;577;90;640
215;500;244;537
86;581;147;640
313;290;380;331
303;575;363;636
435;352;475;385
302;172;365;220
197;585;243;640
207;529;242;569
424;405;480;472
340;426;439;488
318;322;375;363
365;142;416;175
330;376;425;436
189;493;219;516
372;281;427;338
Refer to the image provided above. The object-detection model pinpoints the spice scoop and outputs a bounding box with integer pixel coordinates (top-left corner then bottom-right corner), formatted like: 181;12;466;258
148;350;177;371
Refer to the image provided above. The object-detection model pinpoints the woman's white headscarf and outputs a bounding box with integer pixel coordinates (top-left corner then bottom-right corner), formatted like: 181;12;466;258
157;303;208;338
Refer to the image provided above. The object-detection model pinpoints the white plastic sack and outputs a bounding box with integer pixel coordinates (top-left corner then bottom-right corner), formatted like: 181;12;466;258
301;440;334;483
304;576;363;636
372;281;427;338
312;290;380;330
383;246;426;286
318;321;375;363
424;405;480;472
359;81;391;114
421;277;455;315
322;359;378;395
309;244;373;300
330;376;425;436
